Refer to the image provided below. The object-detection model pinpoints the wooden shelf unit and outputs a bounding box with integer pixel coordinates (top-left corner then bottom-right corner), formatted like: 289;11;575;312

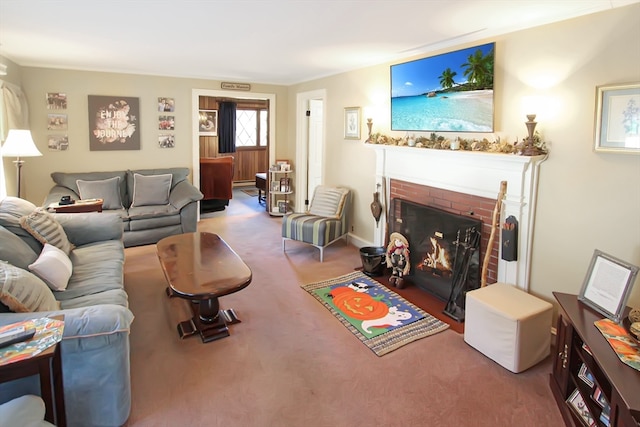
268;168;293;216
550;293;639;427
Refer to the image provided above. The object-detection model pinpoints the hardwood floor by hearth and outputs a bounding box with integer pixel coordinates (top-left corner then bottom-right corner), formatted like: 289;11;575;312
122;189;562;426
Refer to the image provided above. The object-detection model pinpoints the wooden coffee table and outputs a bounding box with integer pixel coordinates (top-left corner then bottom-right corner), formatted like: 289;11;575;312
157;232;252;343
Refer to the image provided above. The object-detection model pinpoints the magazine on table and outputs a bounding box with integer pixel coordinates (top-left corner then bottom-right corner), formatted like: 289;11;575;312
0;317;65;366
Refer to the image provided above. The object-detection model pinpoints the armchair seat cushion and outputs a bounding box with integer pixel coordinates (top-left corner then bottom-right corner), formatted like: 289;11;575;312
282;213;344;247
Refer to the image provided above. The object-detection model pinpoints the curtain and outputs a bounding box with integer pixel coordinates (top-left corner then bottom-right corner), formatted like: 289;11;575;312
218;101;236;154
0;80;30;199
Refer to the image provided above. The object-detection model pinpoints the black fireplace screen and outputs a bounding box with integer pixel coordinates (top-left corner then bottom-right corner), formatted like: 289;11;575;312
389;198;482;319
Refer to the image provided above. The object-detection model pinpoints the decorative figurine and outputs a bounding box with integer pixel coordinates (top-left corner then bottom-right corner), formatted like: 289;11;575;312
386;232;410;289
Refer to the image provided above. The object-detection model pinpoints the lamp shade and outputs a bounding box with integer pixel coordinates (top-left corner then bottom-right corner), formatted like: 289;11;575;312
2;129;43;158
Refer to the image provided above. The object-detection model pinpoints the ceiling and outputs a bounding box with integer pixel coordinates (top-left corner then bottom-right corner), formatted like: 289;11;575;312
0;0;637;86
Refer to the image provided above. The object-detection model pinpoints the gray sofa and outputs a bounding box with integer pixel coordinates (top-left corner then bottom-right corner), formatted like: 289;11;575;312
43;167;203;247
0;197;133;427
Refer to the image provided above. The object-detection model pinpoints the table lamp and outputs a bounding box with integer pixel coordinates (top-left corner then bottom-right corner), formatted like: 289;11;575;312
1;129;43;198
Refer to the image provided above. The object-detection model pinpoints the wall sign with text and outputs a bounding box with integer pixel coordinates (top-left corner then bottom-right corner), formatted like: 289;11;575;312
88;95;140;151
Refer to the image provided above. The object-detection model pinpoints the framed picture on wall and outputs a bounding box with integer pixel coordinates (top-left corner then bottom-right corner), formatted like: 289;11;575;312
47;134;69;151
88;95;140;151
344;106;361;139
158;97;175;112
46;92;67;110
158;134;175;148
594;82;640;154
199;110;218;136
47;113;67;130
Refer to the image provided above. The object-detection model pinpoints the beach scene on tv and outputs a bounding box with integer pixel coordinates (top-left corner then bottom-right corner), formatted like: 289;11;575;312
391;42;494;132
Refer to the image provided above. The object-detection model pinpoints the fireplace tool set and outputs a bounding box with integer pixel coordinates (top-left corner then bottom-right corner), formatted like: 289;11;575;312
444;226;481;322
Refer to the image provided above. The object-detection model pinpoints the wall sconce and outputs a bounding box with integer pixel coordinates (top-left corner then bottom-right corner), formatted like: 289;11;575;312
1;129;43;198
366;117;373;142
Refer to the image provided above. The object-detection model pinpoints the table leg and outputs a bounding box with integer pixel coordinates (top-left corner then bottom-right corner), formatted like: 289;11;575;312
38;358;54;424
52;345;67;427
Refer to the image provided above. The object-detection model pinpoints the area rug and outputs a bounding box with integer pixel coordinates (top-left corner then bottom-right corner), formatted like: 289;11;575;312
241;188;259;197
301;271;450;356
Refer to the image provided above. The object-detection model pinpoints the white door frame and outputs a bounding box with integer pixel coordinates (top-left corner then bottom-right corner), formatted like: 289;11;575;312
191;88;277;191
295;89;326;210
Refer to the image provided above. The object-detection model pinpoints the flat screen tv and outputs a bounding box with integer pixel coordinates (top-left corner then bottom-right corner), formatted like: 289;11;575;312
391;42;495;133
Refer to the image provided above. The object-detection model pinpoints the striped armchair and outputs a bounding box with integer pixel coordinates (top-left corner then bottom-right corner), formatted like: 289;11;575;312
282;186;351;262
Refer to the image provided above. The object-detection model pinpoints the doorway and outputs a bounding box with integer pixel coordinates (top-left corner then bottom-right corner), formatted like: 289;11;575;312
191;89;277;191
295;89;326;210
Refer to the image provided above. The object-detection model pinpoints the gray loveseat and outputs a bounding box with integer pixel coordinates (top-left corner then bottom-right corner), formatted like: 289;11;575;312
0;197;133;427
43;167;203;247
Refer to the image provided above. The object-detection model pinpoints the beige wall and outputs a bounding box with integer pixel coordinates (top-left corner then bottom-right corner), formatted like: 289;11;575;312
287;4;640;308
7;68;287;204
5;4;640;308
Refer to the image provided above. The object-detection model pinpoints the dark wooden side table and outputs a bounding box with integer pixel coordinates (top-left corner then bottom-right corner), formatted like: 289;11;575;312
48;198;103;213
0;316;66;427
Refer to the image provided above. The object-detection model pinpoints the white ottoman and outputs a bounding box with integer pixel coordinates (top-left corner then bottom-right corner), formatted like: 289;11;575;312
464;282;553;373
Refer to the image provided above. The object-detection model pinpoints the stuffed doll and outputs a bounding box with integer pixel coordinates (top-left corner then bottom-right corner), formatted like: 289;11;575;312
386;232;410;288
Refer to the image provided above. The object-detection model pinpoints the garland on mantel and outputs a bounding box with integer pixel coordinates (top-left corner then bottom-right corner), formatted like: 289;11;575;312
366;131;548;155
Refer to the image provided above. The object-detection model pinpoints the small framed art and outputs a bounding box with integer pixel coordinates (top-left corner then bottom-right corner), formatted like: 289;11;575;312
46;92;67;110
578;249;639;323
344;106;361;139
594;82;640;154
47;135;69;151
198;110;218;136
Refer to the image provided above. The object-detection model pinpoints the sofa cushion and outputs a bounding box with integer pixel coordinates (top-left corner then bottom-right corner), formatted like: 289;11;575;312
28;243;73;291
0;225;38;270
0;196;36;226
20;208;74;255
77;176;124;210
55;240;124;301
127;168;189;193
130;173;172;207
59;288;129;309
0;197;43;253
0;261;60;312
51;170;128;207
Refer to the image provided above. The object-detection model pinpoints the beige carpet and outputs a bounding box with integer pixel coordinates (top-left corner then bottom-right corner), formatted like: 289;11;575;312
122;189;563;427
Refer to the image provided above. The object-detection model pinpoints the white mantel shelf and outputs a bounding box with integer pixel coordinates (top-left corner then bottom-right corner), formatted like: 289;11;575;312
369;143;548;292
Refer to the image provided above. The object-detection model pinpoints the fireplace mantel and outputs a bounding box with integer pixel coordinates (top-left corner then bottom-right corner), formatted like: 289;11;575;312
369;144;547;291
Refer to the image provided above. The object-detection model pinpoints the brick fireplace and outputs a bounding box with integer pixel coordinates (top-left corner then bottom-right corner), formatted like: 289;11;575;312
369;144;547;291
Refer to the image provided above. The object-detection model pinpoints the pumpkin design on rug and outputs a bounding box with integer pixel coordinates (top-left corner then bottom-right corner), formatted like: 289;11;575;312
324;282;418;337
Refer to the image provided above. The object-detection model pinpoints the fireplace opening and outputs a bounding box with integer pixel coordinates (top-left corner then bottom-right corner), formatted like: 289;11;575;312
389;198;482;316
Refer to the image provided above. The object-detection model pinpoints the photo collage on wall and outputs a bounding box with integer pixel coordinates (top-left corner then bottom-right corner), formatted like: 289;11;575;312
158;97;175;148
46;92;69;151
44;93;177;150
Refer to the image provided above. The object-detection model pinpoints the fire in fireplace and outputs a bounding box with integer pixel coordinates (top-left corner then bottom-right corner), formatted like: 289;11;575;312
389;199;482;319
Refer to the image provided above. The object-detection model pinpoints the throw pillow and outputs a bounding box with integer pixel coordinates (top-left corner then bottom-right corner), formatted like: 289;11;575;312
130;173;172;207
76;176;123;210
28;243;73;291
20;208;74;255
0;225;39;270
0;261;60;312
309;186;348;218
0;196;37;228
